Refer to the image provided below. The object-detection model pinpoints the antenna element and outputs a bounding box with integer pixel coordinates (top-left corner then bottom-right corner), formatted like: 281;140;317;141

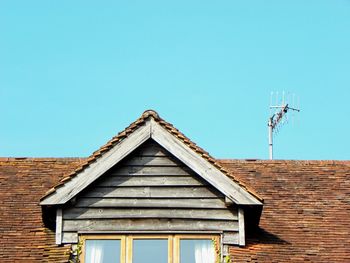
268;92;300;159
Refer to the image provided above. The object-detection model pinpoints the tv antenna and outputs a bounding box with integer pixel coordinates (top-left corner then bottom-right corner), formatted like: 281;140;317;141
268;91;300;160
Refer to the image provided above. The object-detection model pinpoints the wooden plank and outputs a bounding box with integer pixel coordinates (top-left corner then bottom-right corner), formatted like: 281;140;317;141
97;176;206;187
110;166;192;176
238;208;245;246
41;121;152;205
62;232;78;243
55;208;63;245
63;219;239;232
133;144;169;157
122;156;180;167
222;232;239;245
63;207;238;220
225;196;234;206
150;119;263;205
81;186;222;198
75;197;228;209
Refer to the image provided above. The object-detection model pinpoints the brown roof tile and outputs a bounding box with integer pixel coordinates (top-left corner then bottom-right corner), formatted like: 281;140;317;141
0;158;84;262
219;159;350;263
1;158;349;262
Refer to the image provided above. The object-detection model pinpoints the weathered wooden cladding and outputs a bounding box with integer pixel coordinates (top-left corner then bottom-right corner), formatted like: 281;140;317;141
74;197;228;209
122;156;179;167
97;175;206;187
132;143;169;157
62;140;239;244
81;186;220;198
63;208;238;220
63;219;239;232
110;165;192;176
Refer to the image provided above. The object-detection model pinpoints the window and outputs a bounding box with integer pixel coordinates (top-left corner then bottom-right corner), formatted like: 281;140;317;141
80;235;219;263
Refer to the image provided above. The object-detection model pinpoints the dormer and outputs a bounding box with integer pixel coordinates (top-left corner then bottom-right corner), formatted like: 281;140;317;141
40;110;263;262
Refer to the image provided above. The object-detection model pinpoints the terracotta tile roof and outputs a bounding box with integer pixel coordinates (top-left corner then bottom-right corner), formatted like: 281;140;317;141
1;157;349;262
0;158;84;262
41;110;263;203
219;159;350;263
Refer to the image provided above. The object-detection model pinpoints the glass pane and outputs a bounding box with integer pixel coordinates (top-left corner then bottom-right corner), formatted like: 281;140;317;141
85;239;120;263
133;239;168;263
180;239;215;263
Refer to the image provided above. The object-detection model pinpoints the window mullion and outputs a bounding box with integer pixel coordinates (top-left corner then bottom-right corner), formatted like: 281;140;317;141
121;236;126;263
173;236;179;263
168;235;173;263
126;235;132;263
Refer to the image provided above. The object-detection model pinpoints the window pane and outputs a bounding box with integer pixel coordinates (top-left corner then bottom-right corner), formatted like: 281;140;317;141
133;239;168;263
85;240;120;263
180;239;215;263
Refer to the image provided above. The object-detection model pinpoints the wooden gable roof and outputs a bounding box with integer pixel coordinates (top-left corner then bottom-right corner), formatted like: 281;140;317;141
40;110;263;206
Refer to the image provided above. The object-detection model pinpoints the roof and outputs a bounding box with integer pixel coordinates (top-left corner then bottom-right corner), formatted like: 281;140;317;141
0;158;83;262
40;110;263;205
1;157;349;262
220;159;350;263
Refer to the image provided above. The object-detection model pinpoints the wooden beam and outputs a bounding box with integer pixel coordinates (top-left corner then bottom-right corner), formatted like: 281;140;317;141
122;156;179;166
74;197;228;209
63;218;239;232
63;207;238;220
238;208;245;246
111;166;191;176
40;121;152;205
150;119;262;205
81;186;222;198
41;116;262;206
97;175;206;187
56;208;63;245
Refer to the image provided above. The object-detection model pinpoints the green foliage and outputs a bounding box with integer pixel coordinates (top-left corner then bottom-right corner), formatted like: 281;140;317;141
224;255;231;263
69;240;83;263
212;238;231;263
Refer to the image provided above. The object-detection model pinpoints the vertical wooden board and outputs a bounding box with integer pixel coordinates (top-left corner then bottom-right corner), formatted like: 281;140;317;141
56;208;63;245
238;208;245;246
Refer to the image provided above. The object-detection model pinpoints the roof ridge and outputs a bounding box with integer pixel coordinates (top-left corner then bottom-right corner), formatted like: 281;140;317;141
41;110;263;202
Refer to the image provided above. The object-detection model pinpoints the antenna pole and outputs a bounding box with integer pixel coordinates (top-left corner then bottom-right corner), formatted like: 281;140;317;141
268;117;273;160
268;93;300;160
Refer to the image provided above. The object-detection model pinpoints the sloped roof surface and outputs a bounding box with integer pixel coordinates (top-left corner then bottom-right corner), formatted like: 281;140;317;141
1;157;349;262
0;158;83;262
220;159;350;263
41;110;262;203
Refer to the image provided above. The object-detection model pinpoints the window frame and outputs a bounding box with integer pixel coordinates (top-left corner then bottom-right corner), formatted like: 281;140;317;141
173;234;220;263
80;235;127;263
80;234;220;263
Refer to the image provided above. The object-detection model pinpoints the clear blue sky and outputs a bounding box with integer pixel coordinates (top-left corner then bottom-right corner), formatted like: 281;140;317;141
0;1;349;160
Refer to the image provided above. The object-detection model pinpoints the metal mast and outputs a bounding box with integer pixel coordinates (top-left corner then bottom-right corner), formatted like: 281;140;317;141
268;92;300;160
